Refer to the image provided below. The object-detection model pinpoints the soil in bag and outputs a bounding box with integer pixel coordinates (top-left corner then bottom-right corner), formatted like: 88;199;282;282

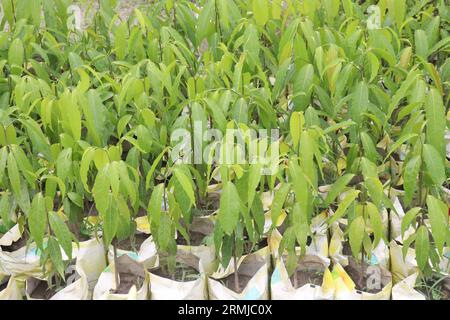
111;255;145;294
176;216;215;246
116;233;148;252
283;255;325;289
416;274;450;300
152;251;202;282
0;278;8;291
28;276;68;299
152;261;201;282
344;257;391;294
1;232;29;252
221;252;266;294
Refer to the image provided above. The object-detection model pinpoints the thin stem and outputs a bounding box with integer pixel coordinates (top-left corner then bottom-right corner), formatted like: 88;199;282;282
113;241;120;291
233;233;240;292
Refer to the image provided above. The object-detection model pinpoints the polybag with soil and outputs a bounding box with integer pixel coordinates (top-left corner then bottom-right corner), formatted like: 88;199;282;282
92;236;156;300
176;215;216;275
390;241;449;300
148;249;208;300
268;212;330;264
329;224;390;270
25;238;106;300
331;261;392;300
208;246;270;300
271;254;334;300
93;253;150;300
0;236;71;280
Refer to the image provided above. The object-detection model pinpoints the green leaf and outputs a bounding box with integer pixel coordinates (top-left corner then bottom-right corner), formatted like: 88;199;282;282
367;202;383;248
158;214;173;252
114;22;128;60
401;207;420;238
80;147;96;192
415;225;429;271
327;189;360;226
29;193;47;250
145;147;169;190
424;87;446;159
1;0;14;27
403;155;421;206
102;193;118;247
252;0;268;26
247;163;262;210
324;173;354;206
92;165;111;216
196;0;215;42
270;183;290;228
423;144;445;186
300;130;317;188
349;216;365;258
8;39;24;75
0;147;7;183
148;183;165;229
360;132;378;163
426;195;448;255
0;194;11;228
173;167;195;207
384;134;417;161
218;181;241;235
349;81;368;130
292;202;309;255
289;112;304;152
288;158;311;221
414;30;428;59
48;211;73;259
48;237;65;279
361;157;383;208
293;64;314;111
7;152;21;199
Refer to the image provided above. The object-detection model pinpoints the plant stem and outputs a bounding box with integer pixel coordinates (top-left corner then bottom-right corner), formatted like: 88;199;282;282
233;233;240;292
293;268;298;288
113;240;120;291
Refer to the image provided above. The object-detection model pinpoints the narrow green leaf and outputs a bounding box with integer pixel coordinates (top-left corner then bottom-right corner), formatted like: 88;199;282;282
349;216;365;258
423;144;445;186
48;211;73;259
29;193;47;250
218;181;241;235
426;195;448;255
415;225;429;270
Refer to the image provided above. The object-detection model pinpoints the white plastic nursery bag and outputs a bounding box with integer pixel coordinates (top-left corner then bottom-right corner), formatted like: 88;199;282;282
149;249;208;300
271;254;334;300
208;247;270;300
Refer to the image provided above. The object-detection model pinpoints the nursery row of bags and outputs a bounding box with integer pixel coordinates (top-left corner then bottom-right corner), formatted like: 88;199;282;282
0;0;448;301
1;191;448;300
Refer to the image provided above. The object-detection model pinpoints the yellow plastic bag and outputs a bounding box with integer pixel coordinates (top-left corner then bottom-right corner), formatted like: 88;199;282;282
389;240;417;284
271;254;334;300
208;247;270;300
331;263;392;300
